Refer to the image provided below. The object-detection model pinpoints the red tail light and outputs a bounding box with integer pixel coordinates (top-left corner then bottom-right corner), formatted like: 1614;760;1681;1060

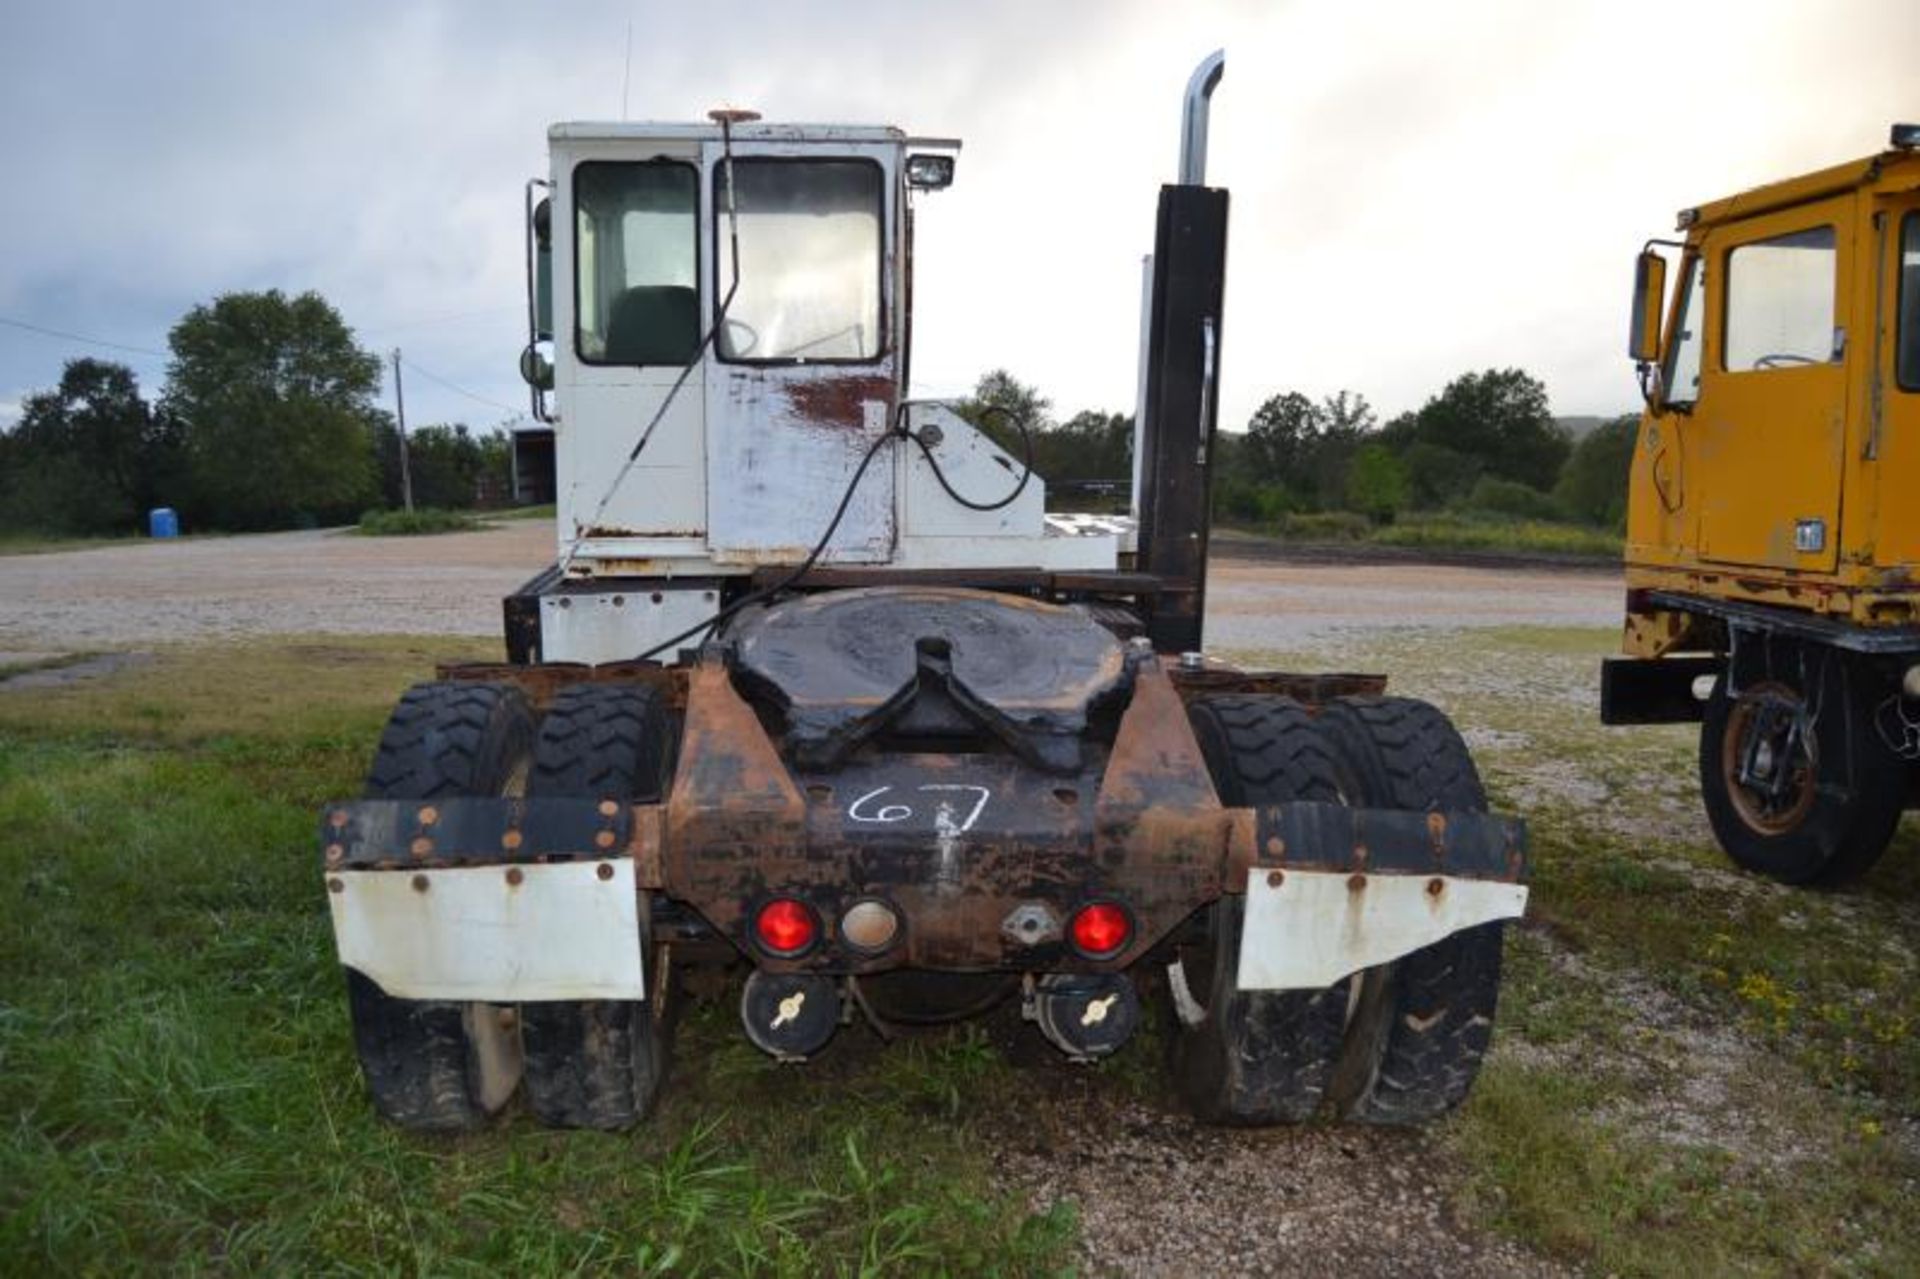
1069;901;1132;958
754;897;819;956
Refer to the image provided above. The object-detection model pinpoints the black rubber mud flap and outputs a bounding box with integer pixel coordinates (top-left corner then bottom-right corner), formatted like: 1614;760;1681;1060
1172;695;1349;1125
520;684;675;1129
352;682;534;1130
1318;697;1505;1125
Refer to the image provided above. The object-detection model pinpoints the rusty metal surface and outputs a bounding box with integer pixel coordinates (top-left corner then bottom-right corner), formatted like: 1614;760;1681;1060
1168;667;1389;703
1240;802;1529;883
664;655;809;899
321;797;630;870
783;375;897;430
651;649;1234;973
327;654;1528;981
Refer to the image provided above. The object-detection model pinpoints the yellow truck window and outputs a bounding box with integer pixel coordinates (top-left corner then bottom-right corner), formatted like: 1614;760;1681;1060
1722;226;1837;372
1899;212;1920;391
1667;257;1706;407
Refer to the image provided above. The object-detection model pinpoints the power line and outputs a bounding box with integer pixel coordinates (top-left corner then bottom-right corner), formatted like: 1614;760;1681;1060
0;314;167;358
397;355;522;417
361;304;522;336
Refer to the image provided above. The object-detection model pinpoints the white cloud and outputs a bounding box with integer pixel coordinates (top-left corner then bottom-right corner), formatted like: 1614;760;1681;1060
2;0;1915;430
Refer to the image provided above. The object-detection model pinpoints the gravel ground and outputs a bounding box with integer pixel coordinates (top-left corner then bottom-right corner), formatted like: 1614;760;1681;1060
0;524;1621;653
0;526;1626;1276
985;1080;1569;1278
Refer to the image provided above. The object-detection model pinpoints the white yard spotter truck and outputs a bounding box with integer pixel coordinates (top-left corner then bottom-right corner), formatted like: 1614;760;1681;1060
319;52;1529;1131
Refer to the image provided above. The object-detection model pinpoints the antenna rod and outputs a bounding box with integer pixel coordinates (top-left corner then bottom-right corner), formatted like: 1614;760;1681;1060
620;17;633;120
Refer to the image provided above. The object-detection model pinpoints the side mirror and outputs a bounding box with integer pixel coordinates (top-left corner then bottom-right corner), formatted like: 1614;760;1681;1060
1628;249;1667;363
532;196;553;342
519;342;554;391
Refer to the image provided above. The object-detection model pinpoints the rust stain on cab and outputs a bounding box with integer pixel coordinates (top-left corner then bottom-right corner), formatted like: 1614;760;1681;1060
783;376;896;429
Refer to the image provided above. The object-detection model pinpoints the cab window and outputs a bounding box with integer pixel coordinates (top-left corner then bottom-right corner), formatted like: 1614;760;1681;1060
574;161;699;366
1898;211;1920;391
715;159;883;362
1665;255;1706;408
1722;226;1837;371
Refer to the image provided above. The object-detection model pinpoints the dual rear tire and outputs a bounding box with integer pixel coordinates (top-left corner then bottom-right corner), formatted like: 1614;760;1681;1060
1172;694;1503;1127
346;681;675;1131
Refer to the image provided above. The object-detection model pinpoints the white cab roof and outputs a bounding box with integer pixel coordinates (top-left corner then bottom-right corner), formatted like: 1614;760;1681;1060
549;121;908;144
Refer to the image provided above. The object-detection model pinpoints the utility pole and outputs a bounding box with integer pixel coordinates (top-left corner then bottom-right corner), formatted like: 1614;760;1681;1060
391;348;414;513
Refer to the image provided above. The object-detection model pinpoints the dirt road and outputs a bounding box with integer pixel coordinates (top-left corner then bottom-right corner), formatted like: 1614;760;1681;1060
0;524;1621;653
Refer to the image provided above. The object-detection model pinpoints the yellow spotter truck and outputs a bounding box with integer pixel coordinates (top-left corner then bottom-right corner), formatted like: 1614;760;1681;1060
1603;124;1920;885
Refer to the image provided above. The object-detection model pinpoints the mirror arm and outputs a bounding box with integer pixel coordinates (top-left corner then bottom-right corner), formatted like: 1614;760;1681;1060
524;178;554;422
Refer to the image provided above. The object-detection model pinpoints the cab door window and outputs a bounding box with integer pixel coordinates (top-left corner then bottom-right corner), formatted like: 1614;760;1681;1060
574;161;700;366
1722;226;1838;371
1665;255;1707;408
715;159;884;363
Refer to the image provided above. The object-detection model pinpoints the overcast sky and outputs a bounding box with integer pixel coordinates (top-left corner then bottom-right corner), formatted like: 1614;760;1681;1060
2;0;1915;436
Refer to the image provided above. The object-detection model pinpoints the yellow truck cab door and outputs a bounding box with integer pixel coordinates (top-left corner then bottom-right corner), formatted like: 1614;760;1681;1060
1868;193;1920;569
1693;195;1854;573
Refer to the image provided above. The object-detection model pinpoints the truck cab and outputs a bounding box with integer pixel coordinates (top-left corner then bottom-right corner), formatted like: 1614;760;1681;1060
1605;125;1920;884
514;120;1123;664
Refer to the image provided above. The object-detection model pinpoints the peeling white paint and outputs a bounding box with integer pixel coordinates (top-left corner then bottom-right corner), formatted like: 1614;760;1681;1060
328;860;646;1002
1236;870;1528;991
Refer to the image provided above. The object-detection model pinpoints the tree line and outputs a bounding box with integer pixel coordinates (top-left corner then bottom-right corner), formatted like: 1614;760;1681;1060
957;367;1637;531
2;291;1634;539
0;289;511;536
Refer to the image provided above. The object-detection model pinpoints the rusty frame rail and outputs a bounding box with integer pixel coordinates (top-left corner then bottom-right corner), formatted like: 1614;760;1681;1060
339;654;1524;980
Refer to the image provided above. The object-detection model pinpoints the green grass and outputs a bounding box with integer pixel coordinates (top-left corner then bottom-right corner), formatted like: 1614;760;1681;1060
357;508;481;536
1371;514;1622;558
1223;624;1920;1275
0;640;1075;1274
1220;512;1624;559
0;651;98;681
490;503;556;522
8;627;1919;1273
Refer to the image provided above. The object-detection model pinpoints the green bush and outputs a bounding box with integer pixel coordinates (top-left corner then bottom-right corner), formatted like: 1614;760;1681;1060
1555;415;1638;529
1211;475;1294;527
1465;477;1567;522
1279;511;1372;541
356;507;478;536
1372;515;1621;557
1345;443;1410;524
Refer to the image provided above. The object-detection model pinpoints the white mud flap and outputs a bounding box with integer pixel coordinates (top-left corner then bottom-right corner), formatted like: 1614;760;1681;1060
1236;870;1528;991
327;859;645;1002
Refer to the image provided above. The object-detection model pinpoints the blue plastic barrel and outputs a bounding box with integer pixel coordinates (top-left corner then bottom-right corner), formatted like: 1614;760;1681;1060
148;507;179;539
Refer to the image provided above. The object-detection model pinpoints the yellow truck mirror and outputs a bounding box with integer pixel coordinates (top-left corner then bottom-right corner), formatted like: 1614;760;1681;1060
1628;249;1667;363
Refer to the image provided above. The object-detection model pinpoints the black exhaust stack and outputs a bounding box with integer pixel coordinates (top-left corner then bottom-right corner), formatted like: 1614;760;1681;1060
1136;51;1228;655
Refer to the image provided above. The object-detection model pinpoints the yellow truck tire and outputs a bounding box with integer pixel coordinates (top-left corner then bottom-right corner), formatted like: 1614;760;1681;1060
1698;657;1906;886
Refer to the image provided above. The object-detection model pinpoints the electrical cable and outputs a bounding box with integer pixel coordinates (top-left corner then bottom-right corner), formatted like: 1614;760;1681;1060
0;314;167;358
398;355;523;416
630;402;1035;661
903;402;1033;511
635;420;902;660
